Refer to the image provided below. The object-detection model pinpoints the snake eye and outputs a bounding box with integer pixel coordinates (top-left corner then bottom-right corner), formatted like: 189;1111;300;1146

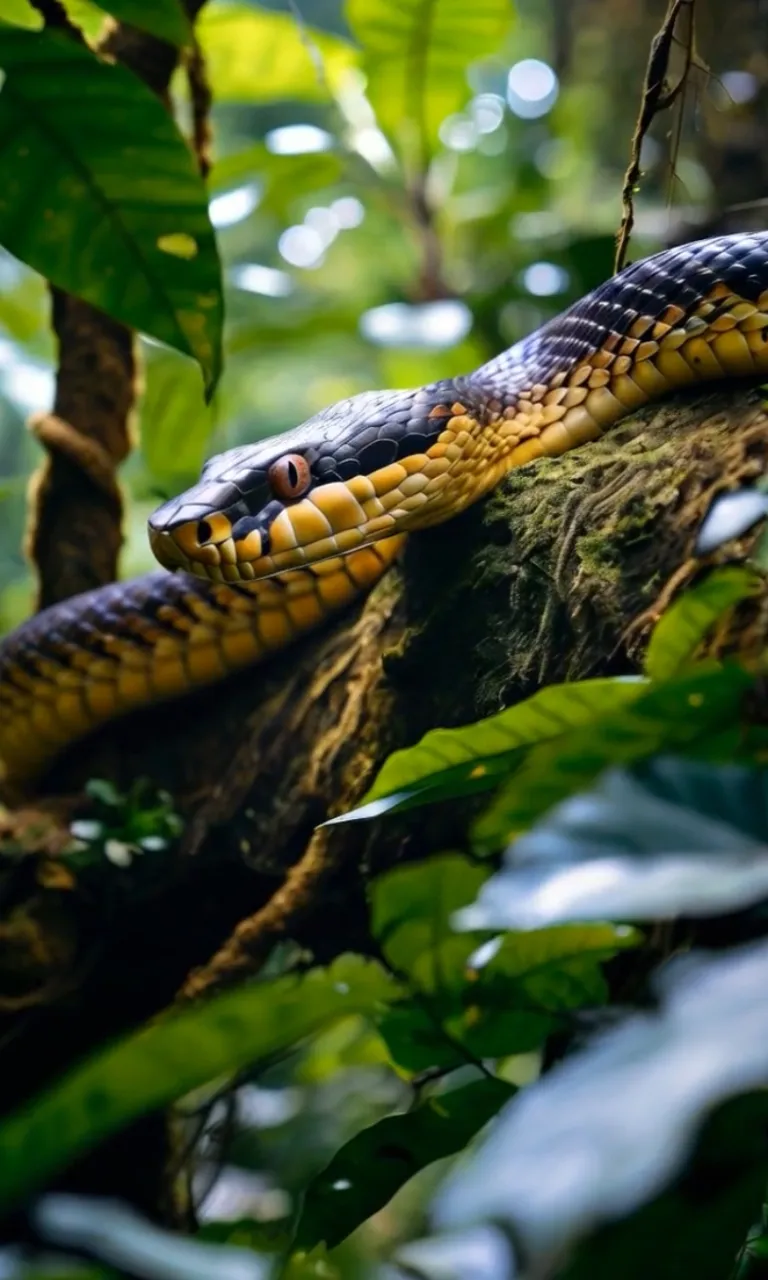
268;453;311;500
196;519;212;544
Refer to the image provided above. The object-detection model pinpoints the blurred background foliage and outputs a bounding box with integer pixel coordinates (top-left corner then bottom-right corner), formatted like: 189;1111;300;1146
2;0;767;631
2;0;768;1272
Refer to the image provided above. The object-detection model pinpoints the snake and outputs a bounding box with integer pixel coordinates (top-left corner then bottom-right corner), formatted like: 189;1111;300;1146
2;231;768;793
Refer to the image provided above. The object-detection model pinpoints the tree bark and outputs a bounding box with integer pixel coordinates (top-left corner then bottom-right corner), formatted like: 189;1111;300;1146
1;383;767;1214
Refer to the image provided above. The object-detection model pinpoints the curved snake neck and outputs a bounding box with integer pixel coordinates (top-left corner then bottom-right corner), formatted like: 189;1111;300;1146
3;231;768;790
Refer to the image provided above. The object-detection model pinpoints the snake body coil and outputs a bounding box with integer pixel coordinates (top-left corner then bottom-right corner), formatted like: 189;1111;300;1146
3;232;768;789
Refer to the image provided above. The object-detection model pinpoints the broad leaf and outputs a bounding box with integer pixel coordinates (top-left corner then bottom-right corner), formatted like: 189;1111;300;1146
0;956;398;1212
295;1077;515;1250
139;345;213;489
198;4;357;104
458;760;768;931
473;663;759;854
327;679;648;826
33;1193;271;1280
377;923;637;1072
346;0;513;162
0;25;223;394
371;852;489;972
435;939;768;1278
561;1094;768;1280
644;567;761;683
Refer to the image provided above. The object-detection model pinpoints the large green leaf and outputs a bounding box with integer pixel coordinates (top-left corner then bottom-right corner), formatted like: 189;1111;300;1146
371;857;637;1071
644;567;762;683
404;926;638;1060
138;345;213;490
0;956;399;1212
295;1077;515;1250
198;4;357;104
327;679;648;826
435;941;768;1280
473;663;760;854
371;852;490;972
0;25;223;394
459;759;768;932
563;1098;768;1280
346;0;513;161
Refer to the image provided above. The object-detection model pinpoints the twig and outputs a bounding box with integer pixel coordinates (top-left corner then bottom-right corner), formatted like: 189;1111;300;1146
185;39;213;180
614;0;697;273
175;829;348;1002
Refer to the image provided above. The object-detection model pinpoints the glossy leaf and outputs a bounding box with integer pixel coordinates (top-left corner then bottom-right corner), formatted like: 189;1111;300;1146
139;346;214;489
327;679;648;826
0;25;223;394
473;663;758;854
377;923;637;1072
435;939;768;1276
0;956;399;1212
198;4;357;104
346;0;513;161
371;852;489;972
459;759;768;931
644;567;761;682
295;1077;515;1249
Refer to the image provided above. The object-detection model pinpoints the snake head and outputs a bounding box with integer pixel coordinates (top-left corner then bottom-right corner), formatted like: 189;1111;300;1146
148;383;485;584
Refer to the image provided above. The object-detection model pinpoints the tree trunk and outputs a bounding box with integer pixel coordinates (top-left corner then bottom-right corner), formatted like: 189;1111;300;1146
1;383;767;1217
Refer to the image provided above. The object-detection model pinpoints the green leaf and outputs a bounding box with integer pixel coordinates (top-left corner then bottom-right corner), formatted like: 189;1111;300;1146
644;567;762;682
0;0;41;30
139;345;213;489
406;925;638;1059
473;663;758;854
376;903;637;1073
346;0;513;162
87;0;190;46
0;25;223;394
371;853;489;972
0;956;399;1212
460;759;768;932
436;943;768;1280
198;4;358;104
562;1094;768;1280
328;679;648;826
295;1077;515;1250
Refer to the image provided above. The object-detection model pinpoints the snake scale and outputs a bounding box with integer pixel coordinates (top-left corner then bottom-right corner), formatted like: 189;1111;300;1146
3;232;768;791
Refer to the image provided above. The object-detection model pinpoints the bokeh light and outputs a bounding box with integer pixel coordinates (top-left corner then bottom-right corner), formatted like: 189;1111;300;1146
360;300;472;348
507;58;559;119
278;225;325;269
229;264;293;297
522;261;570;296
265;124;333;155
209;183;260;229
